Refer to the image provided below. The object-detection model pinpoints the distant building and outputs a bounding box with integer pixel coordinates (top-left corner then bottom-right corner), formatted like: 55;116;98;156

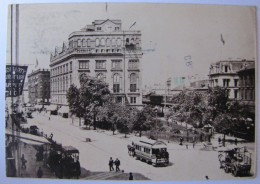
28;69;50;105
237;63;255;112
190;79;209;89
50;19;142;107
209;59;254;99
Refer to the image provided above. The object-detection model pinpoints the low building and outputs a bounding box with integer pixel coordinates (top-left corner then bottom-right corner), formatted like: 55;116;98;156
28;69;50;105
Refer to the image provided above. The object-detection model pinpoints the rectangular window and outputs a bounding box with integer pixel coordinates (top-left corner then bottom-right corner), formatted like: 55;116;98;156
130;97;136;104
129;59;139;69
130;84;137;92
234;90;238;99
79;60;89;69
224;66;228;72
245;89;247;100
234;79;238;87
113;84;120;93
70;62;72;71
97;27;101;31
96;60;106;69
112;60;121;69
250;90;254;100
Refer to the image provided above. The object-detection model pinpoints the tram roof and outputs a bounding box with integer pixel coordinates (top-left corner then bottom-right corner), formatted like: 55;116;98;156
136;138;167;149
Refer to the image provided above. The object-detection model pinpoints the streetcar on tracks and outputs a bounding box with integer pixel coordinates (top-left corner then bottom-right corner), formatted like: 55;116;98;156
127;138;169;166
218;146;251;177
47;144;81;179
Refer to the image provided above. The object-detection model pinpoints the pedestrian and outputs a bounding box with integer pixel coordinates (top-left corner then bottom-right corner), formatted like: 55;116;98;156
109;157;114;171
129;172;133;180
235;138;238;145
37;167;43;178
21;154;27;169
114;158;120;172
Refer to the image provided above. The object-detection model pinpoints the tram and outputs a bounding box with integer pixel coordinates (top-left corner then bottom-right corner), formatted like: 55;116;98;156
128;138;169;166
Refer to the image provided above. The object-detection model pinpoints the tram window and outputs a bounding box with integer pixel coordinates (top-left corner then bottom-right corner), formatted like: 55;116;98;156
152;149;159;155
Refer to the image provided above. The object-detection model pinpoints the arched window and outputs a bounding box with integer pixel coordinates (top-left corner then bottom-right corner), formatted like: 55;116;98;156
101;38;105;46
82;39;86;47
106;38;110;47
117;38;121;46
97;73;105;82
87;39;91;47
130;73;137;92
112;39;116;46
113;74;120;93
126;38;129;44
77;39;81;47
95;38;100;47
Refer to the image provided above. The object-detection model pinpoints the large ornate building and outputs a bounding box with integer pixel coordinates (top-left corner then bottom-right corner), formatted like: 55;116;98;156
50;19;142;106
208;59;254;99
28;69;50;105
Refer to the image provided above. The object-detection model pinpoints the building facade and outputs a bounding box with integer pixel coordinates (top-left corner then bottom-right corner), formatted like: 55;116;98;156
237;63;255;112
50;19;142;106
208;60;254;99
27;69;50;105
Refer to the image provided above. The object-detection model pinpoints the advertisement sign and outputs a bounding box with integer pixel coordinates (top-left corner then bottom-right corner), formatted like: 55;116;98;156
6;65;28;97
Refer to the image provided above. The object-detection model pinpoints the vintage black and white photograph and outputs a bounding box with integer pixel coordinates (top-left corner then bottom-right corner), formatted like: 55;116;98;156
4;2;257;181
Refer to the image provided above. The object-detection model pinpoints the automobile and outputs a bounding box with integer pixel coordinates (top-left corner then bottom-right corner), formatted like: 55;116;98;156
30;125;39;135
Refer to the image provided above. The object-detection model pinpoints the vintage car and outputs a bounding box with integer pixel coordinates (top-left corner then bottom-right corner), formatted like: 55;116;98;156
128;138;169;167
218;146;251;176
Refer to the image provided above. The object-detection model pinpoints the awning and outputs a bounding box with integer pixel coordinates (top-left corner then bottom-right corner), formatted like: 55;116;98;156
58;106;69;113
6;130;50;145
45;105;57;111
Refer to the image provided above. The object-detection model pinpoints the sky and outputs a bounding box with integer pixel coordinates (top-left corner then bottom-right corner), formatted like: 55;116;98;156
6;2;257;87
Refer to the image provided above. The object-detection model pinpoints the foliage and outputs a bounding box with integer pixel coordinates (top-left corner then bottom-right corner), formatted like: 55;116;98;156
132;105;156;136
66;76;111;129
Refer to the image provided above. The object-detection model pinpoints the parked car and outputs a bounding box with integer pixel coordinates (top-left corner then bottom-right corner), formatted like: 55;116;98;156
30;125;39;135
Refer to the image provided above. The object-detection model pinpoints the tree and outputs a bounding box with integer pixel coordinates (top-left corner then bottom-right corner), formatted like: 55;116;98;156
132;105;155;137
66;75;111;130
66;84;85;126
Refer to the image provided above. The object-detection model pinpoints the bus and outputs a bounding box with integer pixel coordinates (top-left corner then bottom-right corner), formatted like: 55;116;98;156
128;138;169;166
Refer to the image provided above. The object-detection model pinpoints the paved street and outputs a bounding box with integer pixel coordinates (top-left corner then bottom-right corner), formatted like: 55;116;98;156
26;111;256;181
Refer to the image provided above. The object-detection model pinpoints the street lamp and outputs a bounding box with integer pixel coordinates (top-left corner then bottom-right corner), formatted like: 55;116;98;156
154;107;158;140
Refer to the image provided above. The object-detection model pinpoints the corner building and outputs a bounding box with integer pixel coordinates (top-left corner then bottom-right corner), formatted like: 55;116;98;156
28;69;50;105
208;59;254;99
50;19;142;106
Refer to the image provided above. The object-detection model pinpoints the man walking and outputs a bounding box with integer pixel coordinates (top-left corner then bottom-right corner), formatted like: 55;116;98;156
114;158;120;172
109;157;114;171
21;154;27;169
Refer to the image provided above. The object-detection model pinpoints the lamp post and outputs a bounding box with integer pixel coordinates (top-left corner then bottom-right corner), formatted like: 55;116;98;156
155;107;158;140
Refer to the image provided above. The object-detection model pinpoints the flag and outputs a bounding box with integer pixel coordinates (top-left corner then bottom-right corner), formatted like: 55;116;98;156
129;22;136;29
35;58;38;68
220;34;225;45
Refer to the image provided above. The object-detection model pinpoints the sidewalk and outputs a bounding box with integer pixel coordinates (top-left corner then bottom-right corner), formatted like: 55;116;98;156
19;141;56;178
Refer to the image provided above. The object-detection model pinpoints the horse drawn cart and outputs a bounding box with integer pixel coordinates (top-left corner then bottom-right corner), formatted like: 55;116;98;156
218;146;251;177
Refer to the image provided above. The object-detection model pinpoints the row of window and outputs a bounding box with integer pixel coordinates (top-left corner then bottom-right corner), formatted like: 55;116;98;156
211;79;239;87
51;62;72;76
68;37;140;49
96;26;120;31
79;60;139;70
51;74;72;93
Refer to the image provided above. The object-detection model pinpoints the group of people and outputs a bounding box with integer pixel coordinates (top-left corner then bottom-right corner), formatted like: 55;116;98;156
109;157;133;180
109;157;121;172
